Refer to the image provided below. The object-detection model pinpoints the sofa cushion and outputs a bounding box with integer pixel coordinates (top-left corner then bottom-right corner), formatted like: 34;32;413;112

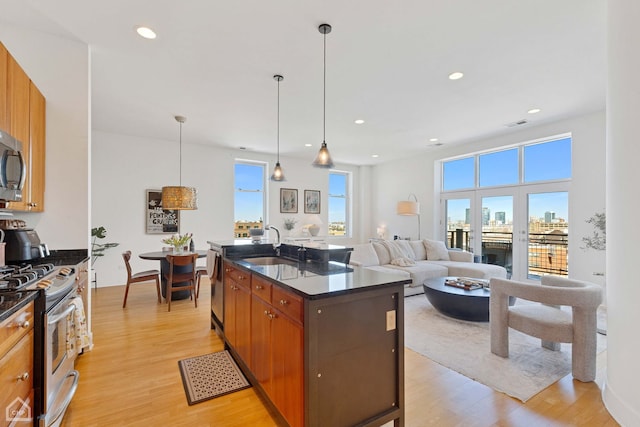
350;244;380;267
424;239;450;261
428;260;507;279
448;250;473;263
383;261;448;288
372;242;391;265
409;240;427;260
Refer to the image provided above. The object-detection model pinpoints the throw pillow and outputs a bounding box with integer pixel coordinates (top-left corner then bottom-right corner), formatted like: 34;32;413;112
424;239;450;261
372;242;392;265
409;240;427;260
352;244;380;267
395;240;416;260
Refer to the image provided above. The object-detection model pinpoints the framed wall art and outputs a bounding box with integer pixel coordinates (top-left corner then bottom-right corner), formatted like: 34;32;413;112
146;189;180;234
280;188;298;213
304;190;320;214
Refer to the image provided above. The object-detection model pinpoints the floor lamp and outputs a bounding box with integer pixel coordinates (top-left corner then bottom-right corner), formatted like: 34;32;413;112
397;194;421;240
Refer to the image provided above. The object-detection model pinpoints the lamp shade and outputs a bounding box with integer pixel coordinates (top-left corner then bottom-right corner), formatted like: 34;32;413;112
162;186;198;210
397;200;420;216
312;141;334;168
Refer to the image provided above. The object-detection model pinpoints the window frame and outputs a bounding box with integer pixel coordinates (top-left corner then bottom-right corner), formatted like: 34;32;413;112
328;170;351;238
233;159;267;238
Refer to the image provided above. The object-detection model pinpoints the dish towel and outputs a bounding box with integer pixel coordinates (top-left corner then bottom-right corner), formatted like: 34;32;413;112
66;296;92;358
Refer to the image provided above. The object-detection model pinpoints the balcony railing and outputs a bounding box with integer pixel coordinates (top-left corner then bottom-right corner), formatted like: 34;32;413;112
446;229;568;278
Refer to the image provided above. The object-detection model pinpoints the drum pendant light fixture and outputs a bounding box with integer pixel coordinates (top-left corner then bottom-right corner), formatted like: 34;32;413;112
312;23;335;168
270;74;286;181
162;115;198;210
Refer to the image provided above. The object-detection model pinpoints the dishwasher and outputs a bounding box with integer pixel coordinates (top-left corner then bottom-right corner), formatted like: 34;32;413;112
206;248;223;332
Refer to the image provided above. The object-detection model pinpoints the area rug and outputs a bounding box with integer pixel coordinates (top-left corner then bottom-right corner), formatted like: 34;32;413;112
404;295;607;402
178;350;251;405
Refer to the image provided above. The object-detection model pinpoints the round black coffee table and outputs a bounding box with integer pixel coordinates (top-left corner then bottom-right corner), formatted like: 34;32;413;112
423;276;514;322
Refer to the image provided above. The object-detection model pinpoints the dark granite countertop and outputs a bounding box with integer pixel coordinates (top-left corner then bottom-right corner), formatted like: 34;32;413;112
0;289;42;322
231;258;410;300
41;249;89;266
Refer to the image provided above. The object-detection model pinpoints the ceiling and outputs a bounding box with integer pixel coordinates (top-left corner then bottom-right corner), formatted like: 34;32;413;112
1;0;606;166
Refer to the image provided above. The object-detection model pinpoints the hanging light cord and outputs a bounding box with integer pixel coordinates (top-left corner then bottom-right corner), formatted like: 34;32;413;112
323;29;327;143
277;77;280;162
179;120;183;186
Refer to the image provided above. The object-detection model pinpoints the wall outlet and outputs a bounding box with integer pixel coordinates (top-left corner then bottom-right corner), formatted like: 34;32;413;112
386;310;396;331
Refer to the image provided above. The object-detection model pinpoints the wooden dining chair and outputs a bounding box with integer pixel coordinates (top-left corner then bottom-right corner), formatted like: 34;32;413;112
165;253;199;312
122;251;161;308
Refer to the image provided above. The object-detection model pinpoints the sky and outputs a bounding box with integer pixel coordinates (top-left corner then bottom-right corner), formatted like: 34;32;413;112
445;137;571;222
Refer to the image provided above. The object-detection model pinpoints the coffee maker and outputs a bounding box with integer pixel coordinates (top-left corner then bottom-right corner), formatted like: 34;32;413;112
4;228;50;263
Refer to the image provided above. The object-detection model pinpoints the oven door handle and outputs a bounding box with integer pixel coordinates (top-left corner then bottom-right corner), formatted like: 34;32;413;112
47;302;77;326
46;370;80;427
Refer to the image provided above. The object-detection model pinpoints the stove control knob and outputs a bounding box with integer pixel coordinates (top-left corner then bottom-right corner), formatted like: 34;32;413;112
17;372;29;381
20;320;30;329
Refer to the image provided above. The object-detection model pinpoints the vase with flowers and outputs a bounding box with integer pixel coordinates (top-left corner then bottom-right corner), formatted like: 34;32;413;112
162;233;192;254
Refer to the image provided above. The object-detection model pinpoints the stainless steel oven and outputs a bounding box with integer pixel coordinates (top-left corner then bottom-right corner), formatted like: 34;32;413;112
41;285;79;427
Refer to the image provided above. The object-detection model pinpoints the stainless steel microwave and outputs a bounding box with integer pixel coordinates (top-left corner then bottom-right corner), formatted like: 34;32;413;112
0;127;26;202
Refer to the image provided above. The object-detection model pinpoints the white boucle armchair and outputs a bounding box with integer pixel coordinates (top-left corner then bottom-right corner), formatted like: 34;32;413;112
489;276;603;382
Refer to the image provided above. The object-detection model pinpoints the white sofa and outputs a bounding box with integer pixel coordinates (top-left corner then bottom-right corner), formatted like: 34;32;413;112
349;239;508;296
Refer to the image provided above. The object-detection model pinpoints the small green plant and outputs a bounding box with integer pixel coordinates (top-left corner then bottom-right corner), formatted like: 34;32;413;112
91;226;120;266
582;212;606;251
162;232;192;249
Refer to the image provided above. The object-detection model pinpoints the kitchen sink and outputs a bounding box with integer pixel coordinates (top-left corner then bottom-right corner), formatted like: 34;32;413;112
242;256;298;266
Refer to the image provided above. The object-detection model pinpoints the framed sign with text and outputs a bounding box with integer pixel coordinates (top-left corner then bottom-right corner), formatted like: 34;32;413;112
146;189;180;234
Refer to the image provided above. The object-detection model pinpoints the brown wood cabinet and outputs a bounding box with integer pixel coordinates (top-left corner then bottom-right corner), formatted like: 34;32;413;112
0;43;8;131
0;301;35;427
223;262;252;366
223;259;405;427
0;42;46;212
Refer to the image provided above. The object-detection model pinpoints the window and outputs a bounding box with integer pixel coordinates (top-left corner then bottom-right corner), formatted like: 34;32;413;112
524;137;571;182
479;148;518;187
443;157;475;191
234;161;266;238
328;171;350;236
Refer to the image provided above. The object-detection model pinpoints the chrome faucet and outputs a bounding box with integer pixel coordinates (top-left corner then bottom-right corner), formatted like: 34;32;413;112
266;225;281;249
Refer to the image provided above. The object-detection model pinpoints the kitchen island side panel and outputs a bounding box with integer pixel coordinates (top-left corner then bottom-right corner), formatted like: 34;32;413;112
306;284;405;427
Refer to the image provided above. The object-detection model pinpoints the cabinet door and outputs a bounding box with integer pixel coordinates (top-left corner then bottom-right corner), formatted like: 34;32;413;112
7;55;30;211
0;43;8;130
223;278;237;347
234;283;252;366
250;295;272;396
28;82;45;211
272;310;304;427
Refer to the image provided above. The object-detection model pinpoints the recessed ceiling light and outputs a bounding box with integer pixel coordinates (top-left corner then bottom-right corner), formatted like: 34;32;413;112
448;72;464;80
354;119;365;125
304;143;312;147
371;154;379;158
528;108;541;114
135;26;157;39
429;138;438;142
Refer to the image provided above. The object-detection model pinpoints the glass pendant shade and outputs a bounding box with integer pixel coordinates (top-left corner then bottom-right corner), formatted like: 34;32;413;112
312;141;334;168
162;186;198;210
270;75;286;181
270;162;285;181
313;23;335;168
161;115;198;210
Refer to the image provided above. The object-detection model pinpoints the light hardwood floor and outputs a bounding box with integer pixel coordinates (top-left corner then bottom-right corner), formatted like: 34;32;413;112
62;279;618;427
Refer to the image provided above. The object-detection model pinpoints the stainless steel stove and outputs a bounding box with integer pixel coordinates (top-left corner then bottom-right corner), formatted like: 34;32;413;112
0;263;76;308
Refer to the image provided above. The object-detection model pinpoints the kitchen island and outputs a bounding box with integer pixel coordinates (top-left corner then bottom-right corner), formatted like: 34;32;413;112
208;240;410;427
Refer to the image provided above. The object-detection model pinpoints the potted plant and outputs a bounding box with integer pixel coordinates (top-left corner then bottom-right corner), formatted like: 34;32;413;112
91;226;119;267
162;233;192;254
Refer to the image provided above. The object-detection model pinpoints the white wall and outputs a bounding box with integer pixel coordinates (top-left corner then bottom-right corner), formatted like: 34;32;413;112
603;1;640;424
370;111;606;286
91;130;363;286
0;24;90;250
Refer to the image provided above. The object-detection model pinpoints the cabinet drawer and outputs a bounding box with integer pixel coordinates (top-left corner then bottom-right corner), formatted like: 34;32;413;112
272;286;303;324
251;275;272;302
224;263;250;289
0;302;34;359
0;329;34;424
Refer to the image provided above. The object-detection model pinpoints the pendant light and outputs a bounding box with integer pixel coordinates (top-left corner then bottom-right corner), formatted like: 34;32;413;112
161;115;198;210
270;74;286;181
312;23;335;168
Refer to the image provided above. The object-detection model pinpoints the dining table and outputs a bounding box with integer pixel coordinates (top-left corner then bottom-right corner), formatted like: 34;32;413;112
139;249;207;300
